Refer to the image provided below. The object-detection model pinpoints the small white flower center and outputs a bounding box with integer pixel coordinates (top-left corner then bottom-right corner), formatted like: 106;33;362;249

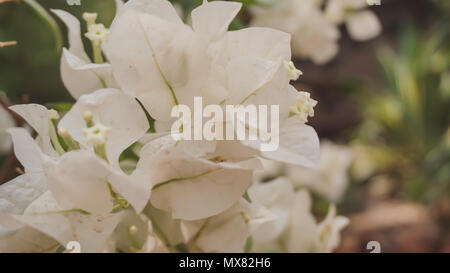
129;225;138;236
48;109;60;120
83;122;111;146
290;91;317;123
85;24;110;46
284;60;303;81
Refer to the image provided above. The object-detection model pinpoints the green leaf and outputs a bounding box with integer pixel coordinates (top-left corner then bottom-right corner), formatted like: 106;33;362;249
244;236;253;253
22;0;62;53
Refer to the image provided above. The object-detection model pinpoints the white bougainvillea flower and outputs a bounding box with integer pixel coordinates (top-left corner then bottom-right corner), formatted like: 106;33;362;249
7;191;123;253
315;202;350;252
325;0;382;41
287;141;353;202
8;91;151;213
0;104;14;154
281;190;349;253
137;137;256;220
216;31;320;166
0;129;122;252
248;177;295;244
9;104;57;156
250;0;340;65
58;88;148;168
181;199;276;252
51;1;125;99
0;129;50;253
107;0;240;122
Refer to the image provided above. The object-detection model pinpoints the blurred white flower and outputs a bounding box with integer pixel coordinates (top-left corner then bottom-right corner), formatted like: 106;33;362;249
248;177;295;244
325;0;382;41
250;0;382;64
254;189;349;253
250;0;340;65
181;199;276;252
287;141;353;202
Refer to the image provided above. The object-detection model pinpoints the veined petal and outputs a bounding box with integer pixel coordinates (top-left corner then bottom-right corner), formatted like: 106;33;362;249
139;146;253;221
108;166;152;214
42;151;114;215
241;117;320;168
248;177;295;243
60;49;114;99
191;1;242;43
7;128;44;173
0;173;47;216
9;104;56;156
107;10;192;120
225;57;280;105
13;191;123;253
0;226;56;253
181;199;276;253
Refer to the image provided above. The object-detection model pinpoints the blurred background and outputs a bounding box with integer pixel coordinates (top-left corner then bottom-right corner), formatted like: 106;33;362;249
0;0;448;252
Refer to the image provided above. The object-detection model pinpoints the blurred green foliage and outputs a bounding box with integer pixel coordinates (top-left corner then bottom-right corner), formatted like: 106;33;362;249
0;0;117;103
353;26;450;203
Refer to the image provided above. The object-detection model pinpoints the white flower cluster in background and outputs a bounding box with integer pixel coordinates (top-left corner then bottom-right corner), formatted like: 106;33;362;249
0;0;348;253
250;0;382;64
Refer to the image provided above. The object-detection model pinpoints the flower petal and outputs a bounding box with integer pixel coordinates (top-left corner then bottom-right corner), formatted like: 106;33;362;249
7;128;44;173
107;10;192;120
0;173;46;216
139;145;253;220
241;117;321;168
191;1;242;43
60;49;115;99
42;151;114;215
222;27;291;62
14;191;123;253
248;177;294;243
59;88;149;167
9;104;56;156
51;9;90;62
346;10;382;41
181;199;275;252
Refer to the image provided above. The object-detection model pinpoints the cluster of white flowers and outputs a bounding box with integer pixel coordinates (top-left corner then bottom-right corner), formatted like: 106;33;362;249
0;0;348;253
250;0;382;64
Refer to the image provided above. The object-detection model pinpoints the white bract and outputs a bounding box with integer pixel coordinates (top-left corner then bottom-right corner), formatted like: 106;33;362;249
0;88;151;252
251;188;349;253
50;0;125;99
250;0;382;64
287;141;354;202
325;0;382;41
